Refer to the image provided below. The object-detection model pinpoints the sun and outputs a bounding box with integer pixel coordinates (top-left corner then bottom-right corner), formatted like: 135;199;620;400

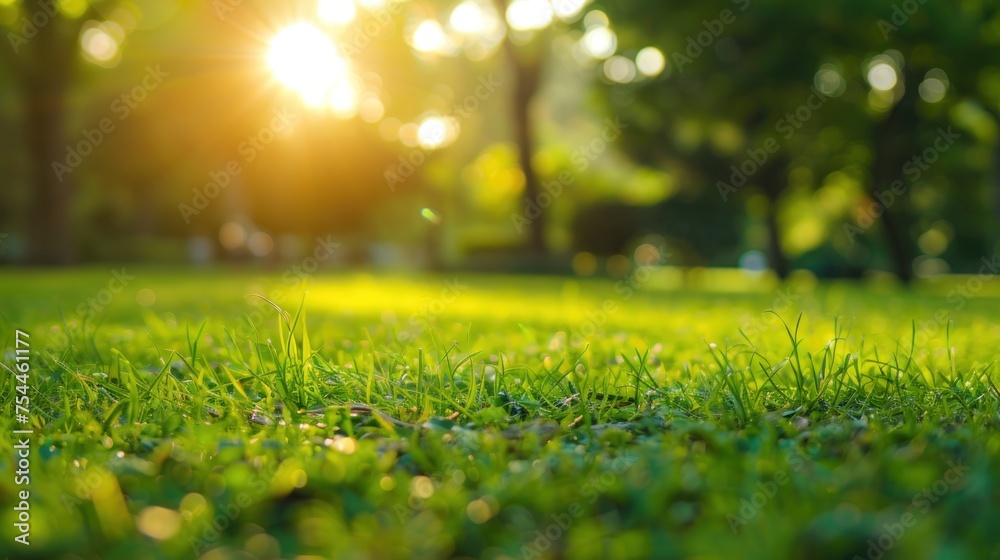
267;23;355;110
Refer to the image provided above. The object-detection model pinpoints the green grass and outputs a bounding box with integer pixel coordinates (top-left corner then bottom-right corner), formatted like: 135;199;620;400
1;267;999;560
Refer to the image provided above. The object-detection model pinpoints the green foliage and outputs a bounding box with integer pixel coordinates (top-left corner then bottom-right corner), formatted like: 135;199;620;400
593;0;1000;274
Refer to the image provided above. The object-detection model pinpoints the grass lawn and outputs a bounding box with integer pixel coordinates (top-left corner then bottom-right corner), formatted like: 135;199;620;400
1;267;999;560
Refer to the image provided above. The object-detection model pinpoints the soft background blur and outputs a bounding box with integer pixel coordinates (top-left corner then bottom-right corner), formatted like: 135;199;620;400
1;0;997;281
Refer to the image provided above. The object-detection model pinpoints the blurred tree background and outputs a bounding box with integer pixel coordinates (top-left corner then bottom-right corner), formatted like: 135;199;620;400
0;0;997;280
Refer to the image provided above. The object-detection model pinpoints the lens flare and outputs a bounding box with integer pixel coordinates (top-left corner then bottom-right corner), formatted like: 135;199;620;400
268;23;354;110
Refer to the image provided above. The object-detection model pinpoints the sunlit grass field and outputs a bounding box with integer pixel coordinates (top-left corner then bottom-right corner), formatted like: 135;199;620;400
1;267;999;560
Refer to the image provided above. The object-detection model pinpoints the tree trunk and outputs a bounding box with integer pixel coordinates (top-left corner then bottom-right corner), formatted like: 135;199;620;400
758;155;790;280
763;197;789;279
873;194;911;281
21;17;78;265
494;0;546;255
870;102;914;283
511;67;545;255
992;115;1000;250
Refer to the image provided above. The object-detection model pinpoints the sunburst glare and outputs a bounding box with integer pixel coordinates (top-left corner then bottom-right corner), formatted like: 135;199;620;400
268;23;355;111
